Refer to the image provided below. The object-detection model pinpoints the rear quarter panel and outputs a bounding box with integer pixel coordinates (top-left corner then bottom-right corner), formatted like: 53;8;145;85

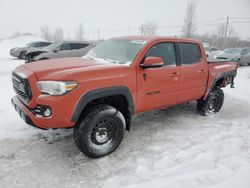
206;61;238;96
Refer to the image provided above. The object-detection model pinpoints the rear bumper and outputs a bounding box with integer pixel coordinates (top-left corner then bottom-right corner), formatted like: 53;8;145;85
11;95;75;129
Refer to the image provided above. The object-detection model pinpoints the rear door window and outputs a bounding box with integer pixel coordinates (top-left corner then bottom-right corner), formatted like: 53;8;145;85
58;43;70;51
39;42;51;47
70;43;89;50
179;43;202;65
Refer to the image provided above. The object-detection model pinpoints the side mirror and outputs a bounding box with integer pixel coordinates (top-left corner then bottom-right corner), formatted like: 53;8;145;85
141;56;164;69
53;49;59;53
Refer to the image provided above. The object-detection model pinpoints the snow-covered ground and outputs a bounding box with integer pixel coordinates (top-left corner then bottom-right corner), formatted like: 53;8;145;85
0;37;250;188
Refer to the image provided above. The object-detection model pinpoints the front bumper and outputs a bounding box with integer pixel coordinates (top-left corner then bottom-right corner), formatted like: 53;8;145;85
10;49;18;57
11;95;75;129
12;95;39;128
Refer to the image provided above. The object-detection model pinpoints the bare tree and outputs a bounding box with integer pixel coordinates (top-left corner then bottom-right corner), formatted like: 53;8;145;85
182;0;197;38
53;27;64;41
75;23;85;40
139;21;158;36
216;24;226;39
214;24;239;49
40;25;52;41
211;23;226;49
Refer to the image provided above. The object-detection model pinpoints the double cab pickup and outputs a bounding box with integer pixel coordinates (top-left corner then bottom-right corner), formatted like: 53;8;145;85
11;36;238;158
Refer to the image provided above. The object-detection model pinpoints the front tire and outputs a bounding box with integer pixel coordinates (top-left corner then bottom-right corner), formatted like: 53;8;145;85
19;51;26;59
74;105;125;158
197;88;224;116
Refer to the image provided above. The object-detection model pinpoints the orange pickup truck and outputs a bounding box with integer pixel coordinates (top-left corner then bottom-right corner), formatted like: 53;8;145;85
11;36;238;158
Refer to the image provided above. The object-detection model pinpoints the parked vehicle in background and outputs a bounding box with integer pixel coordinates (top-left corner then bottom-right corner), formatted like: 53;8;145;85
215;48;242;61
202;43;209;48
10;41;52;59
239;47;250;66
11;36;238;158
205;47;221;58
25;41;96;62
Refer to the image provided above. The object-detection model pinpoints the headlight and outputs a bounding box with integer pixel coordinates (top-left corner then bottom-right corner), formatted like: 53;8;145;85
37;81;78;96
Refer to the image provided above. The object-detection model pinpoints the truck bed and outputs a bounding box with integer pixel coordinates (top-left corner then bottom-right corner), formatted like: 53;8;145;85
207;58;238;64
205;60;238;96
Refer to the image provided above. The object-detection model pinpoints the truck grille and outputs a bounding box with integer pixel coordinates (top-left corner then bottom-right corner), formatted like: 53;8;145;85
12;71;32;102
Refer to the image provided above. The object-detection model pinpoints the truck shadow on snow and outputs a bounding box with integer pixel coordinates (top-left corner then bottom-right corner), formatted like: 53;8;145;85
35;101;199;146
33;95;249;159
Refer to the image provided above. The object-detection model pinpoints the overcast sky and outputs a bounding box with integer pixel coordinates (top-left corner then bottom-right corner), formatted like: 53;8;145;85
0;0;249;40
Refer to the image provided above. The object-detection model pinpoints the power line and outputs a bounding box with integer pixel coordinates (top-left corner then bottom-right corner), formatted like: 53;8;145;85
82;17;250;39
230;21;250;24
230;17;250;20
86;20;250;34
197;17;227;24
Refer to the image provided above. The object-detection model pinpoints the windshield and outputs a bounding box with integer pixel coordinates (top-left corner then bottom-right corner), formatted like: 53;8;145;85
223;48;242;54
43;42;61;51
26;42;36;47
85;39;146;64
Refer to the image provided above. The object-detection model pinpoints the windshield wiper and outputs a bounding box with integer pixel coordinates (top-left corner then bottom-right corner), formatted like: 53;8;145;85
84;56;119;64
84;55;96;61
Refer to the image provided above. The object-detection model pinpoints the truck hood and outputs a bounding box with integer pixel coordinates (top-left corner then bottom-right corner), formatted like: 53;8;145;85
23;57;109;79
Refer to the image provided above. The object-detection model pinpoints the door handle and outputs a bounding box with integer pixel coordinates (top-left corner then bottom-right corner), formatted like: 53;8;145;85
198;69;205;73
170;72;180;77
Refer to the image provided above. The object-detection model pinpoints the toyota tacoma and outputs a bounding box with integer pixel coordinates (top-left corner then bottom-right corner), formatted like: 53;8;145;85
11;36;238;158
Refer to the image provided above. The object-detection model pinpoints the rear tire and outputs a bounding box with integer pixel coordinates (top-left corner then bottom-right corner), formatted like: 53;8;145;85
197;88;224;116
73;105;125;158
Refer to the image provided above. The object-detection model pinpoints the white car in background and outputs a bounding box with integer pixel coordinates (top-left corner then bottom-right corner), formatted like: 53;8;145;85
239;47;250;65
205;47;221;58
9;41;52;59
25;41;97;62
215;48;242;60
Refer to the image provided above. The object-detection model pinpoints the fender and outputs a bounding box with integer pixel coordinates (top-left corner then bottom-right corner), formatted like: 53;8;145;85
204;69;237;98
71;86;134;122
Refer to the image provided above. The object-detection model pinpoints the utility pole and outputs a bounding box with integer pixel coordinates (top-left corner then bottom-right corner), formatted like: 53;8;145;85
222;16;229;49
224;16;229;39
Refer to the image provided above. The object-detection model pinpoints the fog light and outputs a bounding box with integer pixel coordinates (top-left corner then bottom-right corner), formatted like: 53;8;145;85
43;108;52;117
33;105;52;117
